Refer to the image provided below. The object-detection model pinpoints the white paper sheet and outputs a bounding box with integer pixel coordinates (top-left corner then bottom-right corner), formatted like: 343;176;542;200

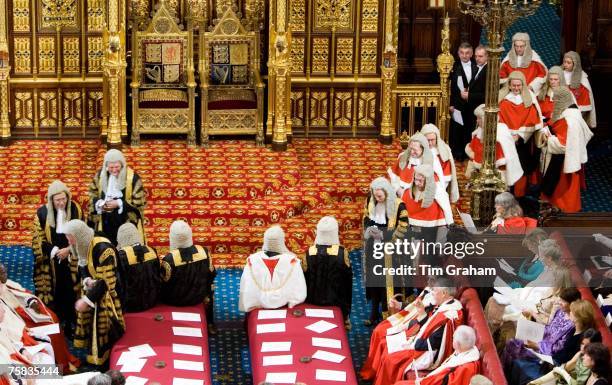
452;109;464;126
29;323;60;335
312;337;342;349
494;277;515;298
305;320;337;334
257;309;287;320
24;344;47;356
120;358;147;373
386;332;408;354
606;313;612;327
516;317;546;342
458;210;477;234
305;308;335;318
316;369;346;382
312;350;346;363
498;259;516;275
583;269;592;284
117;351;141;366
173;359;204;372
172;378;204;385
530;350;554;365
172;312;202;322
603;255;612;265
262;354;293;366
125;376;148;385
128;344;156;358
265;372;297;384
256;323;286;334
261;341;291;352
172;343;203;356
172;326;203;338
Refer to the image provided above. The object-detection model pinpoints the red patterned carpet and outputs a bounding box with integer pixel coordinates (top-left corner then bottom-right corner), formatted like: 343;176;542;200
0;139;470;267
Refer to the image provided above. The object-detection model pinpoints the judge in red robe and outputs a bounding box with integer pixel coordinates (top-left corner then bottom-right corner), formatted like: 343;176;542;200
537;66;567;124
563;51;596;129
499;33;547;94
540;87;593;213
372;280;464;385
389;133;435;197
421;124;459;204
490;192;537;234
360;287;436;379
402;164;454;230
465;104;523;187
394;325;481;385
498;71;544;197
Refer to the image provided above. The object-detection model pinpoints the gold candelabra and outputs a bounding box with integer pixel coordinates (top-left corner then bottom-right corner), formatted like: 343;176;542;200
459;0;541;225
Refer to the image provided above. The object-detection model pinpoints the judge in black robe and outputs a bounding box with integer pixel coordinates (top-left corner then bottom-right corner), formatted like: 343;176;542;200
160;221;216;323
302;216;353;324
116;222;161;312
31;180;83;336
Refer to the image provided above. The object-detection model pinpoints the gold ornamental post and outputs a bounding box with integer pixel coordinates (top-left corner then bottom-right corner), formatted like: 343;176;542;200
436;15;454;141
459;0;541;225
0;0;11;146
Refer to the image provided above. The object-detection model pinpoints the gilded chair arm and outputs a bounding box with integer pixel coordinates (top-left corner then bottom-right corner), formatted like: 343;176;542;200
252;70;264;89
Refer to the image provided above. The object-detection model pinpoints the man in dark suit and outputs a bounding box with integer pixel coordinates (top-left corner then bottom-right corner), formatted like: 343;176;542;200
467;45;488;112
450;42;478;160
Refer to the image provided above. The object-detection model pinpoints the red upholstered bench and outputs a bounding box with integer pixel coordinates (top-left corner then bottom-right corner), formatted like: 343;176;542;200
110;304;212;385
247;304;358;385
553;232;612;347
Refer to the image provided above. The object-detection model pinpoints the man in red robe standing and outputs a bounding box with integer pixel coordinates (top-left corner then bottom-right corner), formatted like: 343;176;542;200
388;133;434;198
562;51;596;129
371;279;464;385
540;87;593;213
500;32;547;94
393;325;481;385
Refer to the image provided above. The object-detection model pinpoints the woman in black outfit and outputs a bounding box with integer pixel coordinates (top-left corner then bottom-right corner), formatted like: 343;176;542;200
583;343;610;385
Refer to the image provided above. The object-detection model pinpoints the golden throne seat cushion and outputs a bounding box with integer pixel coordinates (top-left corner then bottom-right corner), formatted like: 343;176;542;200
139;88;189;108
208;89;257;110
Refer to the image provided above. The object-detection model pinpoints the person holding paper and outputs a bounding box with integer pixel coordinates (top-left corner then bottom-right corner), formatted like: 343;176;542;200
388;133;435;197
506;229;549;288
420;123;459;204
88;149;146;246
504;299;596;385
302;216;353;326
499;33;548;94
239;225;307;312
63;219;125;366
362;177;409;326
0;264;80;372
394;325;481;385
160;220;216;328
360;286;436;380
464;104;523;187
370;279;464;385
528;328;601;385
116;223;161;312
31;180;84;337
489;193;538;235
448;42;477;160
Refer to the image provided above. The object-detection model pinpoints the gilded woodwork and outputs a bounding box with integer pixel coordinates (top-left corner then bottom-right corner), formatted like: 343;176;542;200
361;0;378;32
290;90;305;127
333;91;352;126
38;91;58;128
335;37;353;73
87;90;103;126
359;37;377;73
87;37;104;72
357;90;376;127
62;90;82;127
314;0;353;31
309;91;328;127
87;0;106;31
13;37;31;73
38;36;56;73
13;0;31;32
62;37;80;73
14;91;34;128
395;86;443;136
291;37;305;73
40;0;79;29
311;37;329;73
290;0;306;32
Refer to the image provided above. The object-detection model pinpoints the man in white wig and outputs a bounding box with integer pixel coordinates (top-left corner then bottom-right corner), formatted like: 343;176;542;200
562;51;596;128
465;104;523;187
420;123;459;204
160;220;215;326
540;87;593;213
301;216;352;326
500;32;548;94
239;225;306;312
88;149;145;245
388;132;435;197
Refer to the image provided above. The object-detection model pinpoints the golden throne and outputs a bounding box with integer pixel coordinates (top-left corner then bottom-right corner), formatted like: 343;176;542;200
131;1;196;145
199;6;264;146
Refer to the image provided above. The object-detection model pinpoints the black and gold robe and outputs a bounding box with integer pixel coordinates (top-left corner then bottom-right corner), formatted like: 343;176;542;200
88;168;146;245
160;245;216;318
74;237;125;366
302;244;353;319
31;202;83;325
117;244;161;312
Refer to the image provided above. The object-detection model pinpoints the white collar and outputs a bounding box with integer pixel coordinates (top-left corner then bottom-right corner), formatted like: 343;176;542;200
428;347;480;377
55;209;67;234
505;93;523;105
409;157;422;167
